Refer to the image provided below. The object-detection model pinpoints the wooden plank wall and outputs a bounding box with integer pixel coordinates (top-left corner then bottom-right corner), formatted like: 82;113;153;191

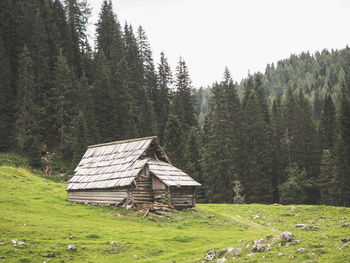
130;168;154;204
68;189;128;205
169;187;195;208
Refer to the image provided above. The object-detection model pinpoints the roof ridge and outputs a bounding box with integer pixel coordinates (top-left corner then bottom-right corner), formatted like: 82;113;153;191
87;136;158;148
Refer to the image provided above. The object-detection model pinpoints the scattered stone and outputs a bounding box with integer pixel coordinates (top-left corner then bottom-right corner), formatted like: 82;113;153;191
289;255;295;259
292;240;301;245
251;240;265;252
341;238;350;243
322;235;328;239
308;220;315;224
110;241;118;246
339;243;348;250
0;243;4;246
125;204;133;210
67;244;76;251
289;206;296;210
278;252;284;257
272;203;282;206
11;240;25;246
243;243;250;248
226;247;234;254
0;256;5;259
204;249;216;261
266;244;271;251
320;216;326;219
262;255;267;258
246;253;254;257
342;223;350;228
297;248;305;253
133;255;138;259
233;248;241;257
296;224;307;228
43;252;55;258
23;224;26;226
215;257;226;263
295;213;299;217
281;232;294;242
253;215;259;220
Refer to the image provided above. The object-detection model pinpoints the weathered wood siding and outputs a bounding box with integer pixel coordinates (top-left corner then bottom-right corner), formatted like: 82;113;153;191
68;189;128;205
130;167;154;204
169;186;195;208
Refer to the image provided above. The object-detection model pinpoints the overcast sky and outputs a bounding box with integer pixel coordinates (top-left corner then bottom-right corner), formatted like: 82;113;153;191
86;0;350;88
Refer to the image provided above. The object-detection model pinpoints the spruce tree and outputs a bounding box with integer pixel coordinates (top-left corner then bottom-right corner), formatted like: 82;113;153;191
319;149;336;205
164;114;185;168
91;51;114;142
184;127;205;202
156;52;172;143
239;74;273;203
0;35;13;150
319;93;336;151
203;80;234;203
51;50;76;157
173;57;197;132
15;45;42;165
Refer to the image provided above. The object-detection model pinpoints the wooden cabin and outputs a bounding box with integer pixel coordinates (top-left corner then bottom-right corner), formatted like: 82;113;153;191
66;136;201;209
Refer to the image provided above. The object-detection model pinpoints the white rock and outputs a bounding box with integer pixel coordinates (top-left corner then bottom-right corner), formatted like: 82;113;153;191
253;215;259;220
281;232;294;242
215;257;226;263
296;224;306;228
204;249;216;261
289;206;296;210
110;241;118;246
297;248;305;253
251;240;265;252
278;252;284;257
246;253;254;257
226;247;234;254
67;244;76;251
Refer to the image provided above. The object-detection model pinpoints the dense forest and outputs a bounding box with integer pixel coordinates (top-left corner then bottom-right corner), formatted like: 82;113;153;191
0;0;349;206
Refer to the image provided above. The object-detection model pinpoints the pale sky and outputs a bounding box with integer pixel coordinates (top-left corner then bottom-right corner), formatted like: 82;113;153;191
86;0;350;88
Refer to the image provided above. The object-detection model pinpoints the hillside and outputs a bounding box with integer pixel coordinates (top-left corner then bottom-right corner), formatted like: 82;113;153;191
0;159;349;262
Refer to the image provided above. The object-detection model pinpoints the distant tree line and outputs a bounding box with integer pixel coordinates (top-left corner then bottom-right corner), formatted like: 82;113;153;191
197;50;350;207
0;0;349;206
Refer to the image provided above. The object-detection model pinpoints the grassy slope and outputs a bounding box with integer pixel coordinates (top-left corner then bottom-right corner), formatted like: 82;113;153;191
0;158;349;262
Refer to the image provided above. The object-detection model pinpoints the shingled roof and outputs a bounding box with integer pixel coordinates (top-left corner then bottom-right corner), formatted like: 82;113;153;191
67;137;200;191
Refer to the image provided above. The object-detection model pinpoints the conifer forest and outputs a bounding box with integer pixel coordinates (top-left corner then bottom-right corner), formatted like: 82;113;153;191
1;0;350;207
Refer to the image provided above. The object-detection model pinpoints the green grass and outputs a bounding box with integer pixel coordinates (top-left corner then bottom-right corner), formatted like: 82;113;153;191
0;157;349;262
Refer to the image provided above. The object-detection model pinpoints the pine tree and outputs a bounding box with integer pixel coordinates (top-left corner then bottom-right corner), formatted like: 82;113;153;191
294;90;321;203
92;51;114;142
51;50;76;157
203;80;234;203
96;0;124;63
279;163;311;204
239;74;273;203
184;127;205;202
64;0;91;75
137;26;158;101
112;57;138;139
319;93;336;151
164;114;185;168
173;57;197;132
0;35;13;150
334;87;350;206
15;45;42;165
156;52;172;143
319;149;336;205
271;95;289;202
